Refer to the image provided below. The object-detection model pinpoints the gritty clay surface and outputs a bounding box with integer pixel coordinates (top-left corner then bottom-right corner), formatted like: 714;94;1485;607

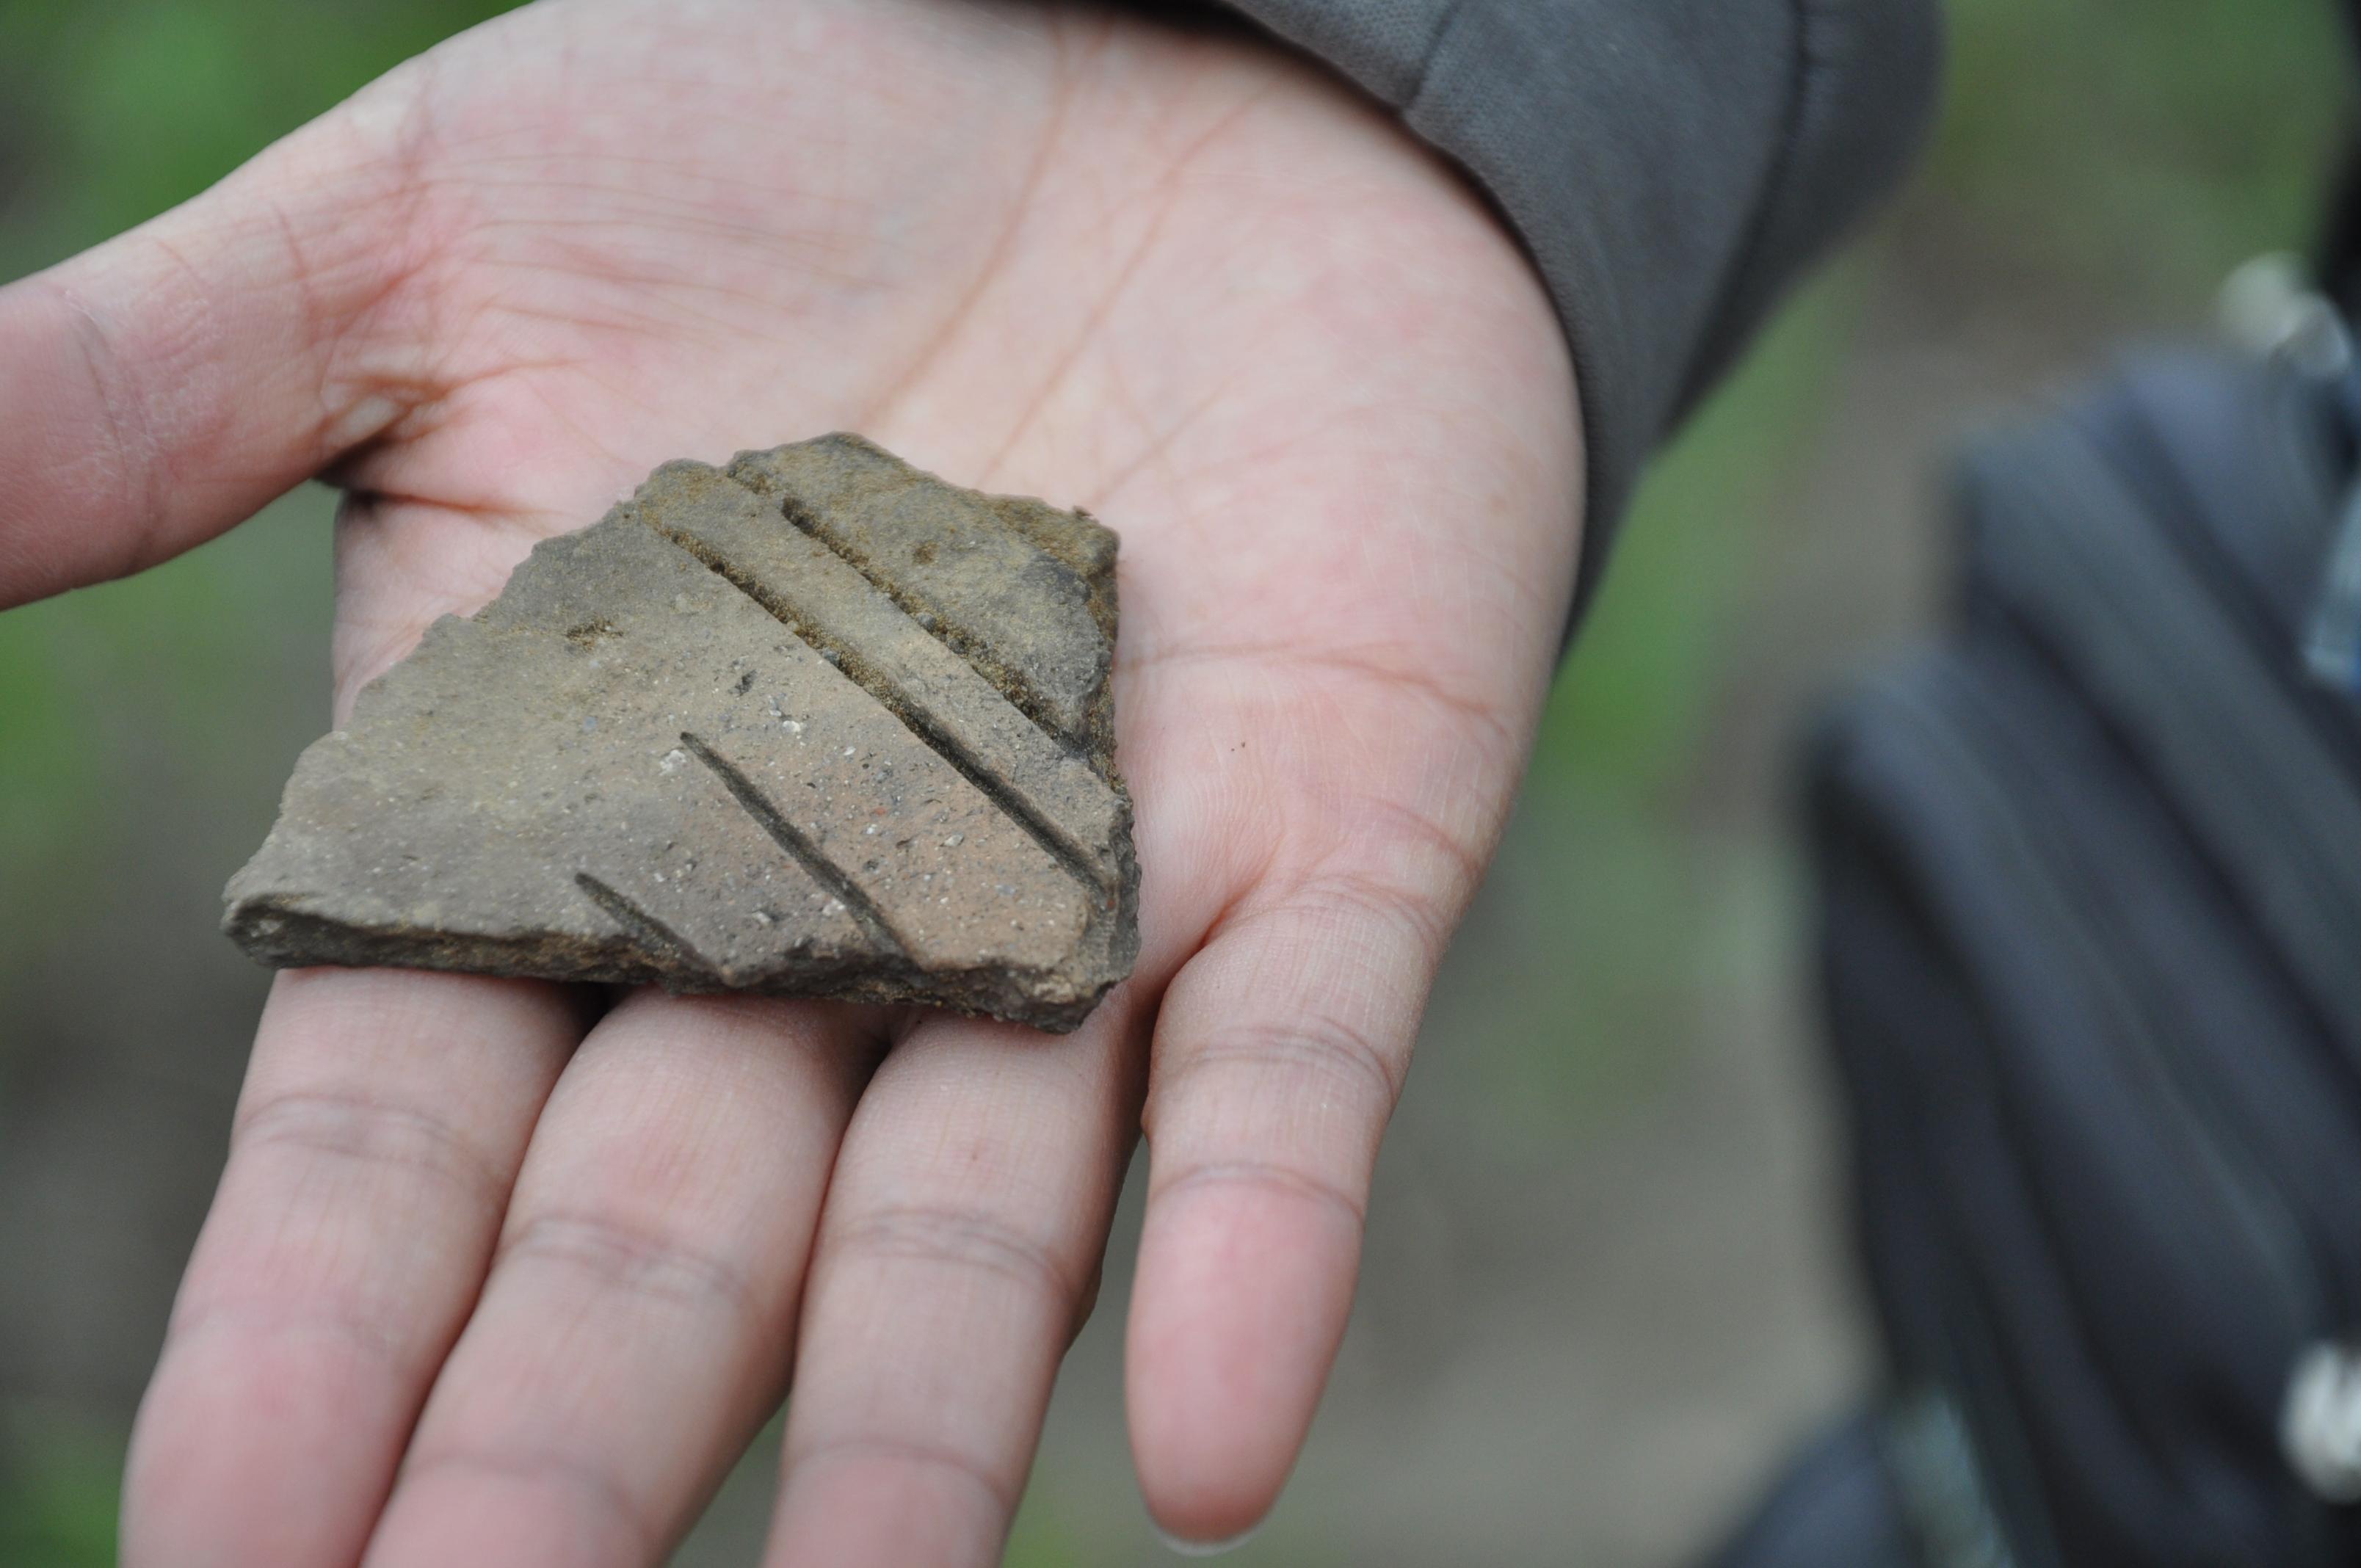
222;436;1136;1031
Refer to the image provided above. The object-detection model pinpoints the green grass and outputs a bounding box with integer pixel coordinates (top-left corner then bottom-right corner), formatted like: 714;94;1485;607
1932;0;2348;311
1529;274;1860;805
0;0;521;266
0;1406;123;1568
0;489;333;953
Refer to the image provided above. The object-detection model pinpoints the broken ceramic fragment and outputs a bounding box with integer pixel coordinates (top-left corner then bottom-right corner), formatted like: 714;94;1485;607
222;436;1136;1031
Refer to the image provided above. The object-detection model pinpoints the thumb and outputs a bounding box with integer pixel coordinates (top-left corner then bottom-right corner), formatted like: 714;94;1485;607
0;68;438;609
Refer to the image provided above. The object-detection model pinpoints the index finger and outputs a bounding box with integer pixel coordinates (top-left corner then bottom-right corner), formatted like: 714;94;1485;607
120;969;583;1568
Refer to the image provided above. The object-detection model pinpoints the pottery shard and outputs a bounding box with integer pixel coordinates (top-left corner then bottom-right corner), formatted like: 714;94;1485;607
222;435;1137;1031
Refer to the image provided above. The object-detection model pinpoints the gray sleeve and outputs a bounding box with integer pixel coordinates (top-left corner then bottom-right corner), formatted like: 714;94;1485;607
1216;0;1943;625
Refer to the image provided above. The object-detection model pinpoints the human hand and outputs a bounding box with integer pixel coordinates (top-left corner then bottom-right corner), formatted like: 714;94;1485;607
0;1;1580;1561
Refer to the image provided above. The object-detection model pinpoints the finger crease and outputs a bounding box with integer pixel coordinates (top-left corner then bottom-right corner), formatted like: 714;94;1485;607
1157;1015;1406;1115
1152;1158;1368;1227
164;1296;412;1382
1277;865;1457;971
1354;794;1493;906
54;282;163;579
788;1431;1015;1521
497;1211;766;1329
397;1445;656;1561
822;1205;1078;1307
234;1089;509;1219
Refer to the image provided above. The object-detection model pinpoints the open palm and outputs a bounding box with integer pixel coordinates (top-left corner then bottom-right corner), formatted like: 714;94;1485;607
1;1;1581;1561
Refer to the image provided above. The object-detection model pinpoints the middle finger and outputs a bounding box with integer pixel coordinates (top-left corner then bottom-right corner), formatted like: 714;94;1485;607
362;990;879;1568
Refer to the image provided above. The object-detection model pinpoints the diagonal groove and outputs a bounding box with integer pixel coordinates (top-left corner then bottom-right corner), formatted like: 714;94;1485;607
574;873;719;982
644;520;1114;908
772;490;1078;748
861;679;1113;904
676;731;913;959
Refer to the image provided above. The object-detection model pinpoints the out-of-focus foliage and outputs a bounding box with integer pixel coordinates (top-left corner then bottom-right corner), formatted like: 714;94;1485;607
0;0;518;250
1531;284;1855;804
1469;0;2351;1138
1934;0;2349;306
0;1405;122;1568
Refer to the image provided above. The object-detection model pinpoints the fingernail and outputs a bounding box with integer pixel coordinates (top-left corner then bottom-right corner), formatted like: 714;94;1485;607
1155;1522;1263;1557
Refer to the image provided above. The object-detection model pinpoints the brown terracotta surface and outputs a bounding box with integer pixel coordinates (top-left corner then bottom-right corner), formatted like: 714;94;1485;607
222;437;1136;1031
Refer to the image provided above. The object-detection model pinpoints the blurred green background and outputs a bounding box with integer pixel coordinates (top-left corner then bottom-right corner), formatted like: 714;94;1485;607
0;1;2348;1564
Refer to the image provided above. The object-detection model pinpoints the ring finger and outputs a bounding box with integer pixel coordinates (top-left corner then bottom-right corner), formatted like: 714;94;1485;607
761;1001;1145;1567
